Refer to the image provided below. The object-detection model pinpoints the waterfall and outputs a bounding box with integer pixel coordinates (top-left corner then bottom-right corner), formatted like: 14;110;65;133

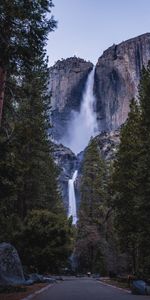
61;66;98;155
68;170;78;225
65;67;98;224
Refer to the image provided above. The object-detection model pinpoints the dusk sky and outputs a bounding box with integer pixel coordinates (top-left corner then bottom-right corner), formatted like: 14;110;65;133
47;0;150;66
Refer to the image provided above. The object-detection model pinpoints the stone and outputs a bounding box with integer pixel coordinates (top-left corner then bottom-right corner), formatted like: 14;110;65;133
29;273;56;284
95;33;150;131
0;243;25;286
132;280;147;295
94;130;120;162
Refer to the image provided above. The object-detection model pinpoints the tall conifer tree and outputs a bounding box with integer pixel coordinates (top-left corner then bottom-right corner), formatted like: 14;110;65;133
112;99;141;273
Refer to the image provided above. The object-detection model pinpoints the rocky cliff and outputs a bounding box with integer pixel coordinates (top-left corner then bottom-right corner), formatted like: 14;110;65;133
49;33;150;215
52;142;78;210
95;33;150;131
49;34;150;139
49;57;93;141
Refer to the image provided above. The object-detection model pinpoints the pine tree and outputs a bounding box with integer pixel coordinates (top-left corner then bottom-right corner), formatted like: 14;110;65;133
80;139;107;225
12;54;61;219
136;63;150;276
13;209;74;273
112;99;141;273
0;0;56;124
76;139;108;273
0;2;74;273
0;0;58;220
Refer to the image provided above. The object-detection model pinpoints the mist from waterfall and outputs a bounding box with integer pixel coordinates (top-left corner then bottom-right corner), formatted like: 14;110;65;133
61;67;98;155
68;170;78;225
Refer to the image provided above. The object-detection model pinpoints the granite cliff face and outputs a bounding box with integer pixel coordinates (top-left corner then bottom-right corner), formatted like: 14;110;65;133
49;57;93;141
95;33;150;131
49;34;150;139
49;33;150;215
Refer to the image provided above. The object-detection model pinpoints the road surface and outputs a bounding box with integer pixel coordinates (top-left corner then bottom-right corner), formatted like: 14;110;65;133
33;277;150;300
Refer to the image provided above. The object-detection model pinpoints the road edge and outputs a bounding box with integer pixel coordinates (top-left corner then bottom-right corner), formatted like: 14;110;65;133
21;284;54;300
99;280;131;293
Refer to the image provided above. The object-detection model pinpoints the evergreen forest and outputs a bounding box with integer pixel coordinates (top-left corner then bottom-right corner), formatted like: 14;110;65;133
0;0;150;280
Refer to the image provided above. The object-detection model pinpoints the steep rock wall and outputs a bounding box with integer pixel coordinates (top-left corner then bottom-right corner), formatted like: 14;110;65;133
52;142;78;210
49;57;93;141
95;33;150;131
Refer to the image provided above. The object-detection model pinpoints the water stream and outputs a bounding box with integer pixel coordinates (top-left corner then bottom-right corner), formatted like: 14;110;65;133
67;67;98;224
68;170;78;225
62;66;98;155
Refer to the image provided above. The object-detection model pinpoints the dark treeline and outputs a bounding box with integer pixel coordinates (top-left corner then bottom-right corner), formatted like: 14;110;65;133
76;139;111;274
0;1;73;273
112;63;150;277
77;63;150;278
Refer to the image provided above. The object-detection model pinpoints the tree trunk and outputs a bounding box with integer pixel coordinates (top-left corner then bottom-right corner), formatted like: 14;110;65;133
0;66;7;126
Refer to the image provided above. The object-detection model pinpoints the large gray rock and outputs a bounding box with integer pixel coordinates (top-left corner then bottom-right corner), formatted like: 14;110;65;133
95;33;150;131
49;57;93;141
132;280;147;295
0;243;25;286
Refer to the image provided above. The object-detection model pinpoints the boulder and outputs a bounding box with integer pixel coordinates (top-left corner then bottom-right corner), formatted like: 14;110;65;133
29;273;56;284
0;243;25;286
146;284;150;295
132;280;147;295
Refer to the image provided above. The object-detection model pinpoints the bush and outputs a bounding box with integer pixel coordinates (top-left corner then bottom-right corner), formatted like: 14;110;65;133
14;209;74;273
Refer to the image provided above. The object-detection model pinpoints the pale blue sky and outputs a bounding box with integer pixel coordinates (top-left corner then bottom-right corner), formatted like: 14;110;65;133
47;0;150;66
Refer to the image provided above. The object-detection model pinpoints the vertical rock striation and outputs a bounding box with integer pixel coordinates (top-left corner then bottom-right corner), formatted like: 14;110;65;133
49;57;93;141
95;33;150;131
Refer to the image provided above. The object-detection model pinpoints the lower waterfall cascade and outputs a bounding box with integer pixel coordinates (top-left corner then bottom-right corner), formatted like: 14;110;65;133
68;170;78;225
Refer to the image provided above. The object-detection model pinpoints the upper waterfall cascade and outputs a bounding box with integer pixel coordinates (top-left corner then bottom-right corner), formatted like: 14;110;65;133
61;67;98;154
68;170;78;225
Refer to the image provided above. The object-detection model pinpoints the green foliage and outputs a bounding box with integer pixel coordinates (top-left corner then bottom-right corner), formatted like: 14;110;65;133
80;139;107;225
14;210;74;273
112;99;142;272
0;1;74;274
112;63;150;276
76;140;108;273
0;0;56;71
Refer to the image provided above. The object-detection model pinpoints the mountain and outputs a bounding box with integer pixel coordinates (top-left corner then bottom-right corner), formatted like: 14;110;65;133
95;33;150;131
49;33;150;141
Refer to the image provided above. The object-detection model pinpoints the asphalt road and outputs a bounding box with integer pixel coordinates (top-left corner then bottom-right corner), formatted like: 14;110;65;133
33;277;150;300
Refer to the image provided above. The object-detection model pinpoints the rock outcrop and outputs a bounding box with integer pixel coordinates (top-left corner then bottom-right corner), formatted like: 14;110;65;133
0;243;25;286
52;142;78;210
94;130;120;161
49;57;93;141
95;33;150;131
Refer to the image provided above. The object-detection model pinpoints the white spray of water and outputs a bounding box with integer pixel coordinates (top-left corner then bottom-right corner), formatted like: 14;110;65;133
61;67;98;155
68;170;78;225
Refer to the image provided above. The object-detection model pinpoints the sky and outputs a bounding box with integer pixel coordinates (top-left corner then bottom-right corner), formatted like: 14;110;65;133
47;0;150;66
